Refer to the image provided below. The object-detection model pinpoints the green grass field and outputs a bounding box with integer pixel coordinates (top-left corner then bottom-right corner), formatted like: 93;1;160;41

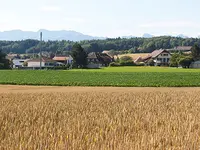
1;67;200;87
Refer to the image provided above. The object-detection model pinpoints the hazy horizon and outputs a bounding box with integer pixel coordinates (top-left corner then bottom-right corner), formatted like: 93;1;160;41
1;0;200;38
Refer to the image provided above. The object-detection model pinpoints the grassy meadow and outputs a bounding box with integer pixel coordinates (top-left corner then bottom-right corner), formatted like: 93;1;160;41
1;87;200;149
1;67;200;87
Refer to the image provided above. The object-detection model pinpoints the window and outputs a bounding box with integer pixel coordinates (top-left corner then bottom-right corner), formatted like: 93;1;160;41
167;58;170;62
163;58;166;62
157;58;161;61
162;54;168;56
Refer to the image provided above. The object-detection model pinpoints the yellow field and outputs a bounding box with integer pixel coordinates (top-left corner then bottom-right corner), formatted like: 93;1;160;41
1;86;200;149
117;53;150;60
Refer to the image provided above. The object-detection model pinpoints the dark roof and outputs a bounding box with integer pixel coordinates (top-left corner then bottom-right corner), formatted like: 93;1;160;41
175;46;192;51
151;49;166;58
168;46;192;51
88;52;112;63
134;57;143;63
87;52;98;59
142;49;170;60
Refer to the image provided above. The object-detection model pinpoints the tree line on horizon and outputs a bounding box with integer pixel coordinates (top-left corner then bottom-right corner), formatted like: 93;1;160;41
1;36;200;55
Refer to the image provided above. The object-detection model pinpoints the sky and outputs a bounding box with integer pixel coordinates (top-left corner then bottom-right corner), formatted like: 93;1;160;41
0;0;200;38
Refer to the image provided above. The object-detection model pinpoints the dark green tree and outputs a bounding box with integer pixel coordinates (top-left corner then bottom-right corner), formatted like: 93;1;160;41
191;44;200;60
71;43;88;68
178;56;193;68
0;49;10;69
170;53;181;67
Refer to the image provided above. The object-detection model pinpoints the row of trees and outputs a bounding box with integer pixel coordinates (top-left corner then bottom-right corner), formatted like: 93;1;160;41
1;36;200;54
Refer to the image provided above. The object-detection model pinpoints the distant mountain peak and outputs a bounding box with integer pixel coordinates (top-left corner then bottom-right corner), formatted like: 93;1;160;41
143;33;154;38
0;29;105;41
177;34;189;38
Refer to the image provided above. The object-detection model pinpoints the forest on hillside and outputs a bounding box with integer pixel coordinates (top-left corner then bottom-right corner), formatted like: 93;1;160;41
1;36;200;54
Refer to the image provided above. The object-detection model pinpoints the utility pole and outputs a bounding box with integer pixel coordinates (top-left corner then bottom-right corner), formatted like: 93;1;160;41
40;32;42;70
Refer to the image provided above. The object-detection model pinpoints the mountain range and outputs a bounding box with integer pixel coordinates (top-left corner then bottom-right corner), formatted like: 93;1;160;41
0;29;196;41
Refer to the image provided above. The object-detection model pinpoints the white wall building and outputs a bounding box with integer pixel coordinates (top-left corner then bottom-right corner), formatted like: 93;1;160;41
12;59;30;68
143;49;171;66
27;58;56;68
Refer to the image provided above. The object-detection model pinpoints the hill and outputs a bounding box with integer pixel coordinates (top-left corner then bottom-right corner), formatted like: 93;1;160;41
0;29;105;41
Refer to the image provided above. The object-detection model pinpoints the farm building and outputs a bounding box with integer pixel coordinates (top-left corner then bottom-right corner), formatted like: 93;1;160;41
143;49;171;66
53;55;73;65
168;46;192;53
87;52;113;68
27;58;56;68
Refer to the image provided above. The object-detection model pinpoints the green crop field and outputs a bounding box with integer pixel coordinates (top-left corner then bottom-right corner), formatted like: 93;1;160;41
1;67;200;87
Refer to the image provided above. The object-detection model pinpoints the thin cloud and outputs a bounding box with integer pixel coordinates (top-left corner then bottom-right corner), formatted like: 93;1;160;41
65;18;86;23
140;21;200;28
40;6;61;12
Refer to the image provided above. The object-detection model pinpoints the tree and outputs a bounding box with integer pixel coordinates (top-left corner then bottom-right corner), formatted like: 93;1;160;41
178;56;193;68
191;44;200;60
147;59;155;66
0;49;10;69
119;56;134;66
71;43;88;68
108;50;119;57
170;53;181;67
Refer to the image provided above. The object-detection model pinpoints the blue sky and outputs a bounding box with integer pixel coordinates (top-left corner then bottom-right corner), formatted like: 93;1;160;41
0;0;200;37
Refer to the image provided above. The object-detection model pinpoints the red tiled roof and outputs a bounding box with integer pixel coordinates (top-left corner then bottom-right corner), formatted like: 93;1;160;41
53;56;70;61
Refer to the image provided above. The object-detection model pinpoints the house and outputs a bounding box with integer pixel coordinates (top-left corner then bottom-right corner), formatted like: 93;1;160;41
143;49;171;66
27;57;56;68
6;53;20;61
12;59;30;68
87;52;113;68
168;46;192;52
53;55;73;65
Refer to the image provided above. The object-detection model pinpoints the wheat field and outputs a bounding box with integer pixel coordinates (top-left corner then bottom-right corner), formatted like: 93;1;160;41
1;86;200;149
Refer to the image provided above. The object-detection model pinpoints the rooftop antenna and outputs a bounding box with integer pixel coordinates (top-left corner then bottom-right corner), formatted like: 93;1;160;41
40;32;42;70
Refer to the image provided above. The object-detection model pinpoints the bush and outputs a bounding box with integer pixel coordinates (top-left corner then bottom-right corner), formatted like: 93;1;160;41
120;56;133;62
109;62;121;67
120;60;136;66
147;59;155;66
53;66;70;70
136;62;145;66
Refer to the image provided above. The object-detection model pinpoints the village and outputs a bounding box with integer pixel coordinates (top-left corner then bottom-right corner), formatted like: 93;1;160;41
6;45;200;69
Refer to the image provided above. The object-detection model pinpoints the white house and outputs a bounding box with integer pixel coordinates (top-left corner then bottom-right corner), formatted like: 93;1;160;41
12;59;30;68
27;58;56;68
143;49;171;66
